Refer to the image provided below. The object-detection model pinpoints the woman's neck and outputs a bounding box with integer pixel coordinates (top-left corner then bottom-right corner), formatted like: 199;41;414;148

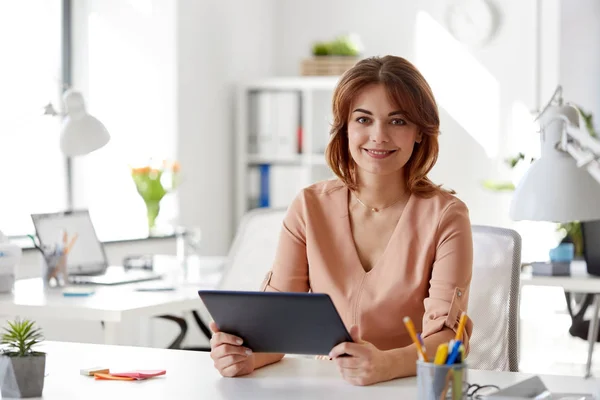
353;169;408;210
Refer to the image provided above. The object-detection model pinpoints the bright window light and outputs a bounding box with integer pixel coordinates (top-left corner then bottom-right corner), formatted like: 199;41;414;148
0;0;66;236
72;1;177;241
414;10;500;158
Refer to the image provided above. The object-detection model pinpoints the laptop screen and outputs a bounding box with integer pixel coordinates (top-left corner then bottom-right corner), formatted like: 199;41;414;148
31;210;107;275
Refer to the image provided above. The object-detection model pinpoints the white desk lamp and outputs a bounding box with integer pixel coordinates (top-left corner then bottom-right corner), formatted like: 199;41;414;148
44;89;110;157
509;86;600;223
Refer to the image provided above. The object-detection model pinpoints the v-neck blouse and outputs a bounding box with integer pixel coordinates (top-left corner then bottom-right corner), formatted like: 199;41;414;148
261;179;474;352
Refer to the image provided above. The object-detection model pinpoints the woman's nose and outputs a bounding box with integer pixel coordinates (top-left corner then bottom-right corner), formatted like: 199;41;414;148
369;123;390;143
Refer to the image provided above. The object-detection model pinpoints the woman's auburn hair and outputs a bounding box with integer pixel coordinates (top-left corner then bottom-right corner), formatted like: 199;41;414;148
325;55;453;197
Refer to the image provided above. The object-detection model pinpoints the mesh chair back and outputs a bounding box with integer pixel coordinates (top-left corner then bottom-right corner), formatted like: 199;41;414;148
467;225;522;371
218;208;286;291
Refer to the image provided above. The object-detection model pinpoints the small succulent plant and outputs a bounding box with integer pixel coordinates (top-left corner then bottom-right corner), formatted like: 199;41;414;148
1;319;44;357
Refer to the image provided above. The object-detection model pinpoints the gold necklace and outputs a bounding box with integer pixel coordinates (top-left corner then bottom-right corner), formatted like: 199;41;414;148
352;191;405;212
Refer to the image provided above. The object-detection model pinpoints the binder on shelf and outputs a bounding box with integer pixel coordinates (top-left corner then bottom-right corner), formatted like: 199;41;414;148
269;166;305;209
249;164;305;211
258;164;270;208
247;167;261;209
273;91;299;157
250;91;300;158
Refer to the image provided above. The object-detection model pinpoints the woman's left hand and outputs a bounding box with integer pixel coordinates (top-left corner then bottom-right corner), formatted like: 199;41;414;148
328;325;393;386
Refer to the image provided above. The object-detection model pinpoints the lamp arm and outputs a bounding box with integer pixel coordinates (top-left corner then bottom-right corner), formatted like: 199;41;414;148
558;119;600;184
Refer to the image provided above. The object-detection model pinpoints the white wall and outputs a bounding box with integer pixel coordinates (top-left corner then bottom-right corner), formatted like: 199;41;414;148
176;0;275;255
560;0;600;121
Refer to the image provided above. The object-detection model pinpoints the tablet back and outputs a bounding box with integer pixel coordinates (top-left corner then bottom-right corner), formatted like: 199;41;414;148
198;290;353;355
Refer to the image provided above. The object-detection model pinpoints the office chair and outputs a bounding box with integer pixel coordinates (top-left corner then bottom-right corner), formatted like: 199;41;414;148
467;225;522;372
176;208;287;351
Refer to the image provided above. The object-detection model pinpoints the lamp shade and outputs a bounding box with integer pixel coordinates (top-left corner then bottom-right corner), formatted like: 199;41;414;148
59;90;110;157
509;104;600;223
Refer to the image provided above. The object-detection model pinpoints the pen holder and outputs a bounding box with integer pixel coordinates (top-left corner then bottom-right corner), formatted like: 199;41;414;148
42;252;68;288
416;360;466;400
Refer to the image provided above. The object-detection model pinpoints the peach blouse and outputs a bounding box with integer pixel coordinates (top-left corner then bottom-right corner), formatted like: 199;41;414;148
261;179;474;351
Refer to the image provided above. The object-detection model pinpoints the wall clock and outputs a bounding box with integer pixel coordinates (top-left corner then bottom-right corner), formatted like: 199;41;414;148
445;0;500;47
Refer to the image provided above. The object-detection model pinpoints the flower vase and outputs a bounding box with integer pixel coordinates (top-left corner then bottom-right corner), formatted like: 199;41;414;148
145;200;161;233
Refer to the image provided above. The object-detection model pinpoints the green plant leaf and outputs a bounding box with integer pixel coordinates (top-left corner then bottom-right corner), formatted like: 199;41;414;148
1;319;44;357
482;180;515;192
504;153;526;168
577;106;598;138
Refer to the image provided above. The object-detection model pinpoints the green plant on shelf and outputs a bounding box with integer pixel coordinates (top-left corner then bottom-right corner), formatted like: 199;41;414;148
311;34;363;57
483;107;597;256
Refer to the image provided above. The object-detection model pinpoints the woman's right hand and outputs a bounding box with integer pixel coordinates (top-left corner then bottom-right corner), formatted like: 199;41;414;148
209;321;255;377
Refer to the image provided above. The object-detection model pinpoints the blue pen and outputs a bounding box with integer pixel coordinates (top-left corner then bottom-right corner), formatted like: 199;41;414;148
446;340;462;365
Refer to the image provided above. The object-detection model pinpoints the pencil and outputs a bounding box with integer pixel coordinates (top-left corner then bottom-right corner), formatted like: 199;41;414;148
455;312;468;342
66;233;79;254
403;316;428;362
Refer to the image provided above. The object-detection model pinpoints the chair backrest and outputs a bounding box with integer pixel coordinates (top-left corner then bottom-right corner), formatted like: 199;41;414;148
218;208;286;291
467;225;522;372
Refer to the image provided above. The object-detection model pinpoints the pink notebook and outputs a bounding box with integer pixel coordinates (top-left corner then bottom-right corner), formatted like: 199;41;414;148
110;370;166;379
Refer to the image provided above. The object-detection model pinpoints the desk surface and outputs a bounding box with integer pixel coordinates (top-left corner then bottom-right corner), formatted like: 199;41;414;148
17;341;597;399
521;260;600;293
0;256;224;322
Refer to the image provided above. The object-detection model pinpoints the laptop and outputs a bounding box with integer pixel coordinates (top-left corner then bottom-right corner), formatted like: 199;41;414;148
31;210;162;285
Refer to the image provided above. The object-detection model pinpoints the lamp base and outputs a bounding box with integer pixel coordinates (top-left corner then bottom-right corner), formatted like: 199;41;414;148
531;261;571;276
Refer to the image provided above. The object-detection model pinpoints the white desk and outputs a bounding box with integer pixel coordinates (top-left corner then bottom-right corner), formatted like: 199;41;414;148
521;260;600;378
15;341;596;399
0;256;225;345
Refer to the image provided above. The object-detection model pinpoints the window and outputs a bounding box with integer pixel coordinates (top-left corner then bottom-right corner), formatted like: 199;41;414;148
71;1;177;241
0;1;67;237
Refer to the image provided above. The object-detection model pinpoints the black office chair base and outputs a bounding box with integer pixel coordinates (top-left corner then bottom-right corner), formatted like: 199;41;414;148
158;310;213;351
565;292;600;342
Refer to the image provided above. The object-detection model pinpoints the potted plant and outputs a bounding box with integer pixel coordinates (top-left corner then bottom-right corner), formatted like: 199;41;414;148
131;159;181;234
301;34;364;76
0;319;45;398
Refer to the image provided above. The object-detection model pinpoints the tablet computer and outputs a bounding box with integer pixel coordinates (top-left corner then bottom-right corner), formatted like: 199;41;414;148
197;290;353;355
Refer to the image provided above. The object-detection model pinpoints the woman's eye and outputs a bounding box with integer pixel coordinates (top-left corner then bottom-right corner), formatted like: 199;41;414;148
356;116;370;124
391;119;407;126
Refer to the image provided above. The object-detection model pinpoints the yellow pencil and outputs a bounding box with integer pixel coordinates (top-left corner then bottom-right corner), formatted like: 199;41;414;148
455;312;468;342
403;316;428;362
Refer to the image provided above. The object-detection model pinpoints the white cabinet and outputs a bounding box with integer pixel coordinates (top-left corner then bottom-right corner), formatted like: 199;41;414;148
234;77;339;224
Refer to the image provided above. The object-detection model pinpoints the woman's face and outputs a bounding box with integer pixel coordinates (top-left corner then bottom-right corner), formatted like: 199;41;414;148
347;83;422;179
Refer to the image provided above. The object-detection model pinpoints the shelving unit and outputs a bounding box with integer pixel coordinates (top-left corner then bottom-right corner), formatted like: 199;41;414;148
235;76;339;225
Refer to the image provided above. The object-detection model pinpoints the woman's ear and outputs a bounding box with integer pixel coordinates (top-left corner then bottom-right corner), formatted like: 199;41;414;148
416;132;423;144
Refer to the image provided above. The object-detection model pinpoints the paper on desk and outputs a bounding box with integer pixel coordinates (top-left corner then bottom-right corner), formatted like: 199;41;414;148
485;376;594;399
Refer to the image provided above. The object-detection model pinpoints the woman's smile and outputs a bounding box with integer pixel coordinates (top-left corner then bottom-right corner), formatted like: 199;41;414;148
363;148;397;159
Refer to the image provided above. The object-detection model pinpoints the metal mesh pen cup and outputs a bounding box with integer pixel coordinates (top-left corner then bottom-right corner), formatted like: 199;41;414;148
416;361;467;400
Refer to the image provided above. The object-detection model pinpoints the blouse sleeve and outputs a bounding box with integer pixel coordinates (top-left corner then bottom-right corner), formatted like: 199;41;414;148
260;192;310;293
421;200;474;351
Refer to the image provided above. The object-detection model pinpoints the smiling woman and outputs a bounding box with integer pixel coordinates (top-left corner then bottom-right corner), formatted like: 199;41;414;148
209;56;474;386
